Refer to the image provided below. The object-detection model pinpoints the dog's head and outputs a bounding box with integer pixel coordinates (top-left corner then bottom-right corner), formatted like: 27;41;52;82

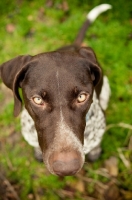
0;47;102;176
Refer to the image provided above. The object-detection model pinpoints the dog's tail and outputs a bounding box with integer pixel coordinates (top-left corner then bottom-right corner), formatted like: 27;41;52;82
74;4;112;46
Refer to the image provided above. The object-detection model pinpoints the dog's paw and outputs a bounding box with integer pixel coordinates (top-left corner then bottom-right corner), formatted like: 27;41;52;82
86;145;102;162
34;147;43;162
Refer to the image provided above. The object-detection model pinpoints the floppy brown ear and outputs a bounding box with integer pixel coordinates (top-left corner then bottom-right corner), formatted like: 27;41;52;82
79;47;102;86
0;55;32;117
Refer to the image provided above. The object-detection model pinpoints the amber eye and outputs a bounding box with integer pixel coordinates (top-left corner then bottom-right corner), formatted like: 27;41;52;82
77;93;87;103
33;97;43;105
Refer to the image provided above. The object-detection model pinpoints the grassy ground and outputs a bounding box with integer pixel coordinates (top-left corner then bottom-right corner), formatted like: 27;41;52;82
0;0;132;199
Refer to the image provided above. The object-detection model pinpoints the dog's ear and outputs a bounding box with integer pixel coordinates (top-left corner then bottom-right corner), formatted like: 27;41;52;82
0;55;32;117
79;47;102;86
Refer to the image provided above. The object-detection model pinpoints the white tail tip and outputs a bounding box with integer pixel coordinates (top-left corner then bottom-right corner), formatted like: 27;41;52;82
87;4;112;22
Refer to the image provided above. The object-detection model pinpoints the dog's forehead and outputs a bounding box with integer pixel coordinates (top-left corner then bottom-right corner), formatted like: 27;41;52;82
30;52;90;75
24;52;92;92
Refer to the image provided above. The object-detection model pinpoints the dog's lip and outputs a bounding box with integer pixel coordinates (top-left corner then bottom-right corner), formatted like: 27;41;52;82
53;169;78;177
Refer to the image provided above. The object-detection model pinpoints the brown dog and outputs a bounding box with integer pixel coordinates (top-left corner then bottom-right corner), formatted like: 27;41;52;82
0;4;111;176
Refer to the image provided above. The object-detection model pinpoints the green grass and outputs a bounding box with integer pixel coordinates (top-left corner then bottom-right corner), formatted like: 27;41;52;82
0;0;132;199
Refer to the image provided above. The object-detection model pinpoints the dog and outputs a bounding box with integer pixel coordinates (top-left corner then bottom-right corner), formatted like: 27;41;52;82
0;4;111;176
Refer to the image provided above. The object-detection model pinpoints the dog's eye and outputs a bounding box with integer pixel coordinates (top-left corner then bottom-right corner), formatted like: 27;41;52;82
77;93;87;103
33;97;43;105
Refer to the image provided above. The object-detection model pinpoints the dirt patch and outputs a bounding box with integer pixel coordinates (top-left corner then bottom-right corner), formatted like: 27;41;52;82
0;164;20;200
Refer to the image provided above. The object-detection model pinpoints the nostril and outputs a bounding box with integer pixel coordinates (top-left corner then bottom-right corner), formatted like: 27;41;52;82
52;159;81;176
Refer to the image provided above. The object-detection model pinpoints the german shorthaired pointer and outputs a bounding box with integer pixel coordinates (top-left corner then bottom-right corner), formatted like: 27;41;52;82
0;4;111;176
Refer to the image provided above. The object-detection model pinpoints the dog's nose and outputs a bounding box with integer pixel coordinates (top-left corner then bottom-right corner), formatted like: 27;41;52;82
49;151;82;176
52;159;81;176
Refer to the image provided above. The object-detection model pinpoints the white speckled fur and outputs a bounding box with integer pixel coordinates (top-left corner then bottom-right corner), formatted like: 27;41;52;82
99;76;111;110
21;109;39;147
83;92;106;154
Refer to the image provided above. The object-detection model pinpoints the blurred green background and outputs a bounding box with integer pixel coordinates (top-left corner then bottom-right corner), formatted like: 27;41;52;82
0;0;132;199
